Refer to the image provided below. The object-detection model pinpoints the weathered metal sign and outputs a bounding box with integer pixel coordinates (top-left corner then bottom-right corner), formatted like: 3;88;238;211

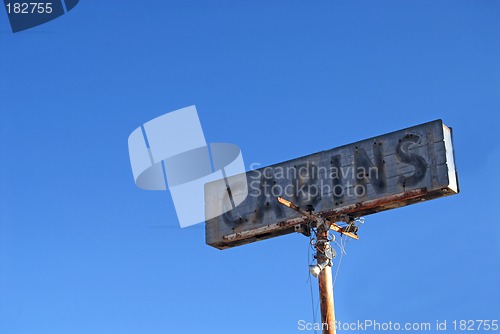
205;120;459;249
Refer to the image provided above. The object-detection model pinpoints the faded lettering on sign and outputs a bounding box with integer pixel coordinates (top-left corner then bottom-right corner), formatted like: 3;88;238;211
206;120;458;249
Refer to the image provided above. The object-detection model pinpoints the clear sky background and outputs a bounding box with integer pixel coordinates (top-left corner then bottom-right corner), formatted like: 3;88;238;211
1;1;499;334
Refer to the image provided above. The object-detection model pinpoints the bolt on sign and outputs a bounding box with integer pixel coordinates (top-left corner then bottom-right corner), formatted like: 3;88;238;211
205;120;459;249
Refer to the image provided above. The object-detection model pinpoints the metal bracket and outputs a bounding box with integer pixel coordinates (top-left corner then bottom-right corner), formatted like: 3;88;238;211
294;224;311;237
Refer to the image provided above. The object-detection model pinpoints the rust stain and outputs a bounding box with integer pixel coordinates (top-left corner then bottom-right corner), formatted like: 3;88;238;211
215;187;456;249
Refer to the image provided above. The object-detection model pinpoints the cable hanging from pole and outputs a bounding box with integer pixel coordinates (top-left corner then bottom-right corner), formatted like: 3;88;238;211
277;196;365;334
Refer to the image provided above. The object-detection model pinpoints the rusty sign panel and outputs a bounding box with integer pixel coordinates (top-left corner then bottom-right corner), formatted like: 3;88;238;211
205;120;459;249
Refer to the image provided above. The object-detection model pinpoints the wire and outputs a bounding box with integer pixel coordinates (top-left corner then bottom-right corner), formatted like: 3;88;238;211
314;297;320;326
333;235;346;287
308;272;318;334
308;217;362;327
307;221;318;334
333;237;346;256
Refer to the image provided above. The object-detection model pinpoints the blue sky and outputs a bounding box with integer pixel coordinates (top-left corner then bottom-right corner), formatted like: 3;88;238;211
1;1;499;333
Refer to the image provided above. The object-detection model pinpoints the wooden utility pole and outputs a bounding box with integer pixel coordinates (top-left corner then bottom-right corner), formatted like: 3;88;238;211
316;228;336;334
276;197;340;333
